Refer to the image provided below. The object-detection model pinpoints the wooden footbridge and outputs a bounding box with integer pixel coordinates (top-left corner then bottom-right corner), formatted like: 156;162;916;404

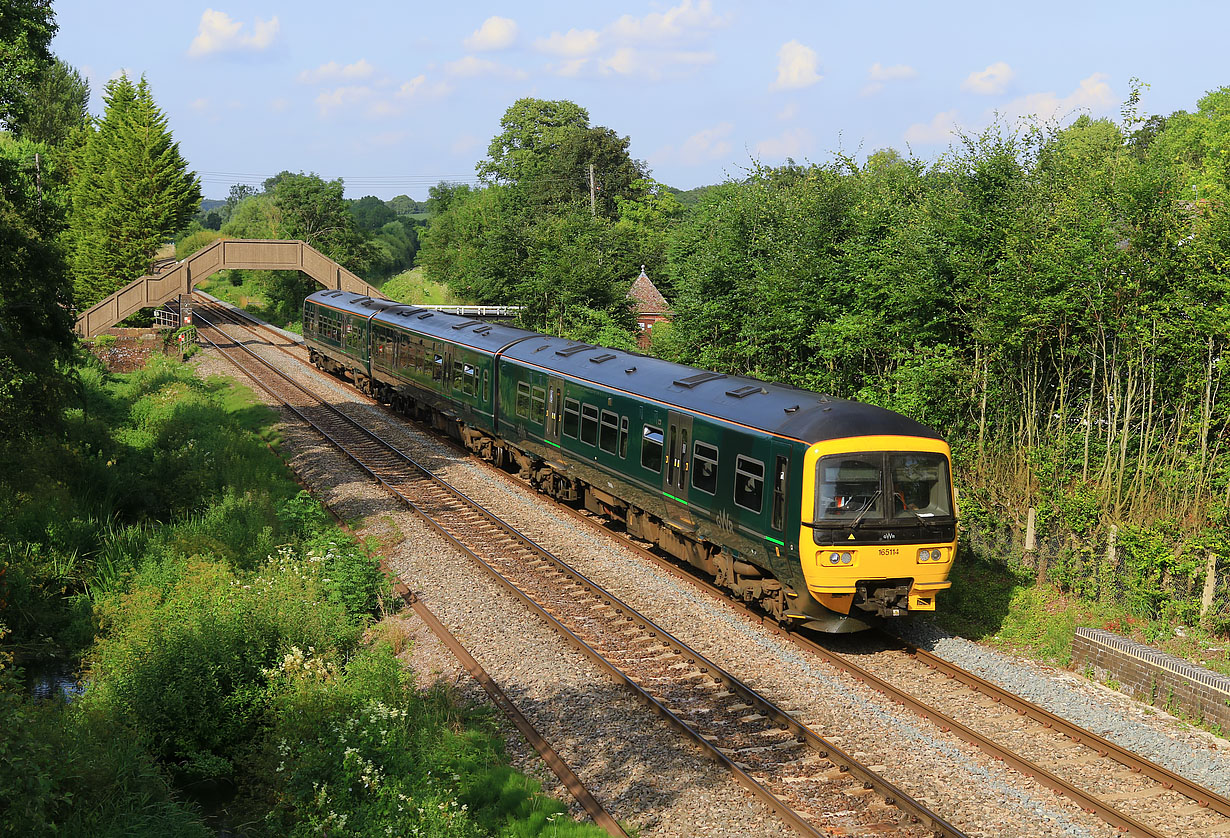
73;238;387;337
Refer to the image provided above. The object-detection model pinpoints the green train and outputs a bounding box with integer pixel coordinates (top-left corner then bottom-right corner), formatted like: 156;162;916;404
304;290;957;633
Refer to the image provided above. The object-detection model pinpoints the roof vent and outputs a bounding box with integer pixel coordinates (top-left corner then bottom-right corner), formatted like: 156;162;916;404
784;405;799;414
725;385;764;399
589;353;617;364
625;366;637;374
673;371;727;389
417;312;434;319
555;343;595;357
451;319;480;330
474;325;492;335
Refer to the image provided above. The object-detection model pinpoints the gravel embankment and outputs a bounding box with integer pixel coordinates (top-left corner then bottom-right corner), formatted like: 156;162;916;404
195;325;1227;836
193;345;800;838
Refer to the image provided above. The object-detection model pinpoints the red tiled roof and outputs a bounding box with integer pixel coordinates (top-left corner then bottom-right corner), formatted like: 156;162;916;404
628;268;671;315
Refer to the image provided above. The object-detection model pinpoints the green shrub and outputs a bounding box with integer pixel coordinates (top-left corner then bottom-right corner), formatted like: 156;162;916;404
86;551;360;784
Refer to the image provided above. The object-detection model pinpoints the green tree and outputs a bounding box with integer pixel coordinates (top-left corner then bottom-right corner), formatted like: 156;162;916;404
19;57;89;145
0;0;57;132
68;74;201;307
348;194;396;231
477;98;589;186
0;135;74;457
267;171;375;271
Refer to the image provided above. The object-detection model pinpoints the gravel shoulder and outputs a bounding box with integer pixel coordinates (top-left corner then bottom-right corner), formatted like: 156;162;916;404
192;329;1229;837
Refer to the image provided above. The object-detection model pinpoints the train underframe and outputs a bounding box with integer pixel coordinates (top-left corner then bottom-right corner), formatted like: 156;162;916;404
312;350;872;632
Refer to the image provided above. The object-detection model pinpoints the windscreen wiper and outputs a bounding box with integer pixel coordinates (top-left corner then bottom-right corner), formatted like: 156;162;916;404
848;489;882;530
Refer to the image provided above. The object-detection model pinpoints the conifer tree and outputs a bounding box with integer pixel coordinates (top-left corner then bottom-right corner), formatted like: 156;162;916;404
68;74;200;307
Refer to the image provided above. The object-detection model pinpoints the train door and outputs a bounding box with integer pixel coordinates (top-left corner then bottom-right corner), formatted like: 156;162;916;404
663;412;692;505
545;377;565;445
769;440;793;550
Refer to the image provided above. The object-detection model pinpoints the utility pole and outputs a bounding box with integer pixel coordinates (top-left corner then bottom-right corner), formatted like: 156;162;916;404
588;163;596;217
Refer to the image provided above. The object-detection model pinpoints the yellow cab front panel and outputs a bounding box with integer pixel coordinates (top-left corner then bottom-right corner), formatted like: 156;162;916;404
798;435;957;619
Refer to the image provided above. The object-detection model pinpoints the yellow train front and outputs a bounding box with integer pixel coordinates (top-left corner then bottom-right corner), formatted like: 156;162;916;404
793;434;956;632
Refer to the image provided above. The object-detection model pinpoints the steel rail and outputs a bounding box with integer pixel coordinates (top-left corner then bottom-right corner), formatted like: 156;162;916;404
193;306;967;838
900;643;1230;816
192;312;627;837
198;298;1229;838
524;497;1220;838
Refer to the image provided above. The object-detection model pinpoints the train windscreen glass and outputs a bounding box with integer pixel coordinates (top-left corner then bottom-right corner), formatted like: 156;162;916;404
815;452;952;523
889;453;953;520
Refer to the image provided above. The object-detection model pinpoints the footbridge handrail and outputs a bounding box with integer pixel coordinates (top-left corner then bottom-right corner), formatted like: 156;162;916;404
74;238;387;337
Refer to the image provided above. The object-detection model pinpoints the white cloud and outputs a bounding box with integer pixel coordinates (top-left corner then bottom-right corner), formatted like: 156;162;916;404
189;97;209;111
904;109;960;144
778;102;798;120
270;97;290;112
755;128;812;159
107;67;134;83
610;0;726;42
298;59;374;84
445;55;527;79
316;85;373;115
1001;72;1114;123
600;48;639;77
772;40;821;90
188;9;279;57
395;74;451;100
962;61;1014;95
680;122;734;161
548;58;590;77
465;16;518;51
862;62;918;96
535;28;601;57
870;62;917;82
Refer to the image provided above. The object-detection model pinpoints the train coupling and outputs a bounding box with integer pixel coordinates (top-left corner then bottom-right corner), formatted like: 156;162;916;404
852;580;913;618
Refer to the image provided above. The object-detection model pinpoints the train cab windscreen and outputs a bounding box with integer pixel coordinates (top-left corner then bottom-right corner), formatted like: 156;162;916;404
815;452;953;525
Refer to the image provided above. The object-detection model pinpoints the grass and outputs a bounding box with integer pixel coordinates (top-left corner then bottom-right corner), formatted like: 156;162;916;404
1;353;612;837
379;266;471;306
937;546;1230;678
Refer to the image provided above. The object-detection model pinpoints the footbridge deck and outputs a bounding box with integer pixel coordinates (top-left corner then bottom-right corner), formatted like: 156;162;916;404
74;238;387;337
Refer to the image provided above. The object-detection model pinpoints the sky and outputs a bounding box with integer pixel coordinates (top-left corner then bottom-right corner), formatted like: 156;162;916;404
49;1;1230;201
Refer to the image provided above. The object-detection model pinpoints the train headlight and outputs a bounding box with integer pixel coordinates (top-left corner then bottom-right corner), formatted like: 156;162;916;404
841;552;853;564
930;549;943;562
917;548;930;561
829;552;841;564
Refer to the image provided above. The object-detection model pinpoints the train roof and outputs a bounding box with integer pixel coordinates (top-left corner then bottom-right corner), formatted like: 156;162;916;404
308;289;542;352
306;290;942;445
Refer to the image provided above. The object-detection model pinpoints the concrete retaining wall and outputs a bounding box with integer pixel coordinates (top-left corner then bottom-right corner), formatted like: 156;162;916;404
1072;627;1230;732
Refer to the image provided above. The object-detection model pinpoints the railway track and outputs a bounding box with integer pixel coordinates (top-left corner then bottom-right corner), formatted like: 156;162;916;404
193;303;966;837
195;298;1230;836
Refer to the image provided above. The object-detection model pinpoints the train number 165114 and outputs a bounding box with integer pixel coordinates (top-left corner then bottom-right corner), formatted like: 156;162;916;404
878;547;900;556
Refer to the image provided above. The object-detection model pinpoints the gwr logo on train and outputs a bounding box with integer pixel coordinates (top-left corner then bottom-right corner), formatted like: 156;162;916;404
302;290;957;632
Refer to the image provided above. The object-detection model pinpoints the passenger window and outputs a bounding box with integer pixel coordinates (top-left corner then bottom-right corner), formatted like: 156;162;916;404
531;387;546;425
599;411;619;453
618;417;629;458
641;425;663;473
563;399;580;438
581;404;599;446
772;455;789;530
666;425;677;483
432;354;443;382
483;369;490;402
463;363;477;395
516;383;531;419
734;456;764;513
692;442;719;495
